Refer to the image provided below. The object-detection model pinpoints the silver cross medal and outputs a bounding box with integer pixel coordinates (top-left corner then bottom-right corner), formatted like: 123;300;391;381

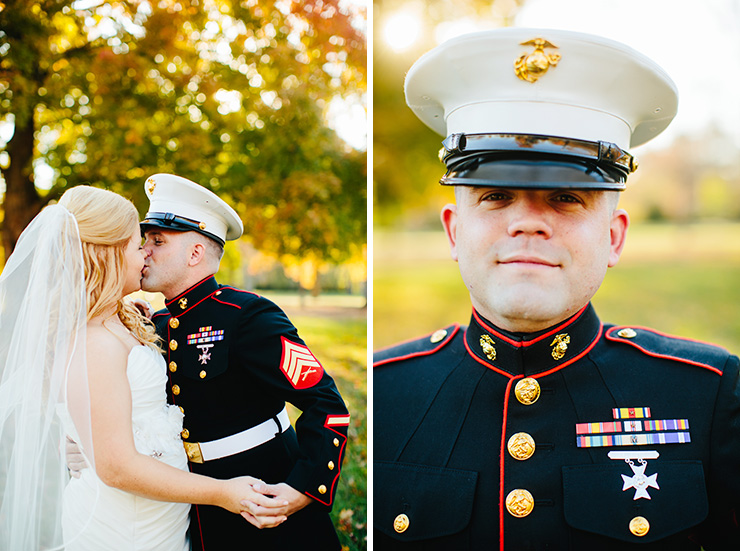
197;344;214;365
608;450;660;500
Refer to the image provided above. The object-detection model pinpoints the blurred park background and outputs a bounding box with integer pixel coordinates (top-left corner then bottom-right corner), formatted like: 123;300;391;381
374;0;740;359
0;1;366;549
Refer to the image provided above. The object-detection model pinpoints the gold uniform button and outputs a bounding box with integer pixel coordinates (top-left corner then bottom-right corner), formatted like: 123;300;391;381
507;432;536;460
393;514;410;534
181;429;189;439
169;339;178;351
169;317;179;329
169;361;177;372
215;290;222;296
318;485;327;494
328;461;335;470
629;516;650;537
618;328;637;339
515;377;541;405
505;489;534;518
172;385;180;395
199;370;207;379
430;329;447;343
333;438;340;447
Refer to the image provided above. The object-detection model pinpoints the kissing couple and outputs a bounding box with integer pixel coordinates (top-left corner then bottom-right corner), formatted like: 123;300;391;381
0;174;349;550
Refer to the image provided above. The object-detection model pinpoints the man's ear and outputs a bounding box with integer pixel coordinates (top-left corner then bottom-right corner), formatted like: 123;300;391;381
187;242;207;267
608;208;630;267
441;203;459;262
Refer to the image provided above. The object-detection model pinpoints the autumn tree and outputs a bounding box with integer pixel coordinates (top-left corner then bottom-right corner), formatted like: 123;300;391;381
373;0;523;228
0;0;366;268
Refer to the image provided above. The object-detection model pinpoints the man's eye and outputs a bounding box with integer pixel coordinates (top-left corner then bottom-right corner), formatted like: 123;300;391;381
482;192;510;201
553;193;581;204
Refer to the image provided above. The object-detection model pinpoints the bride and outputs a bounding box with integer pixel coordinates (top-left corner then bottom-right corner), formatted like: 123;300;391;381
0;186;286;550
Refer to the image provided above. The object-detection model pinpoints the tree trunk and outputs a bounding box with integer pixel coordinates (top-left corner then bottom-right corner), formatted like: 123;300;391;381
2;117;43;262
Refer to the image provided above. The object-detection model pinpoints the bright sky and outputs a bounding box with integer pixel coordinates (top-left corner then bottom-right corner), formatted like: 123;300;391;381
382;0;740;151
517;0;740;150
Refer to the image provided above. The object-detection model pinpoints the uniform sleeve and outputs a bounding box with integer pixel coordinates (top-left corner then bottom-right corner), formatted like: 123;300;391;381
234;296;349;509
705;353;740;548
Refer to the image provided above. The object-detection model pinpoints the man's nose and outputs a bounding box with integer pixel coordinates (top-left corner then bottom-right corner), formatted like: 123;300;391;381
506;196;553;238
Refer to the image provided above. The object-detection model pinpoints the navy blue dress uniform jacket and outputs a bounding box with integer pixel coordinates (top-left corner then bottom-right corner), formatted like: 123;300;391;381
373;303;740;550
152;275;349;550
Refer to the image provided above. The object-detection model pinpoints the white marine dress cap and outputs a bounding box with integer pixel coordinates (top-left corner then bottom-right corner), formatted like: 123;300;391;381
141;173;244;245
404;28;679;189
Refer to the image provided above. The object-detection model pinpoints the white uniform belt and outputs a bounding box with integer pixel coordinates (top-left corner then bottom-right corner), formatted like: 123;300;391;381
183;407;290;463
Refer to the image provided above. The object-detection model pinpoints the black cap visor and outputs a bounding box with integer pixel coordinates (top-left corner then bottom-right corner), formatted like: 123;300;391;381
440;133;633;190
140;212;225;246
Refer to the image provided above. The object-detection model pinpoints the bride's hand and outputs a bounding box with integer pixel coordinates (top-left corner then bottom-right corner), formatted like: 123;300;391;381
219;476;288;528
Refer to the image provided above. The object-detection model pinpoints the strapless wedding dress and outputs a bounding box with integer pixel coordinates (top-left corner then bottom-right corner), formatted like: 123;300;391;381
62;345;190;551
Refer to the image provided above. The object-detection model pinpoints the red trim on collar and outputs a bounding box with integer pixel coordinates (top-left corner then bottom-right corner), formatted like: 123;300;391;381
605;326;723;376
373;325;460;367
463;332;515;379
472;304;589;347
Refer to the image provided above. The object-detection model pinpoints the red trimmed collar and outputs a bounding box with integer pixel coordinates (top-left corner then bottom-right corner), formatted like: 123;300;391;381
465;303;601;376
164;275;220;316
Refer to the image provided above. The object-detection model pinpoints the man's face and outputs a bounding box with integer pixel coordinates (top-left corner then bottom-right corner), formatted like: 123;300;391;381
441;186;629;332
141;229;191;298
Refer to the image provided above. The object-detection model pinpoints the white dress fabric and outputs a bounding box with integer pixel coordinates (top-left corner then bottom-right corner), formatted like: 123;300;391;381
62;345;190;551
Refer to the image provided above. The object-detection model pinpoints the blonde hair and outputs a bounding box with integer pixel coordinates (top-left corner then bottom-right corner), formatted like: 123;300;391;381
58;186;159;348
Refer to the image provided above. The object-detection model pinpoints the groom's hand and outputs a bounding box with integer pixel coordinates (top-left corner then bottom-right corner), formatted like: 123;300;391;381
65;436;88;478
239;482;311;528
252;482;312;516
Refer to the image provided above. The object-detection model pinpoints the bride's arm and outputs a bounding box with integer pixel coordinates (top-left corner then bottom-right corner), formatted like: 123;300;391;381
85;330;288;524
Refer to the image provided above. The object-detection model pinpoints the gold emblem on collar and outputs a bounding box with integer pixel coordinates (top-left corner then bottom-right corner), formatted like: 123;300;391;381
479;334;496;361
550;333;570;360
514;38;561;83
179;298;188;310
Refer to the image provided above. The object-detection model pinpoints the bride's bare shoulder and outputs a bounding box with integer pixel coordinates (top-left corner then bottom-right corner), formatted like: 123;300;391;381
86;324;133;370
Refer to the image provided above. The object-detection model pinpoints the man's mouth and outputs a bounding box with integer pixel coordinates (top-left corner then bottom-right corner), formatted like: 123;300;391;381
498;255;559;268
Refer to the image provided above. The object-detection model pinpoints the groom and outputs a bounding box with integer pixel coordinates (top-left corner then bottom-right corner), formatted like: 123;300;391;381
139;173;349;550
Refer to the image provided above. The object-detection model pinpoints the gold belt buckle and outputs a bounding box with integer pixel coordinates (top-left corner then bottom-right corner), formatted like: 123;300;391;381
183;441;203;464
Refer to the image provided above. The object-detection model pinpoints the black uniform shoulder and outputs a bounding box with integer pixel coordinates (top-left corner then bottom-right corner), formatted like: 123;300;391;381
604;324;732;375
374;324;462;368
209;284;264;308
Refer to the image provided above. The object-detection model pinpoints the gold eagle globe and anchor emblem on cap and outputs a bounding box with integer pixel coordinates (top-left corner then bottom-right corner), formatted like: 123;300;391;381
479;334;497;361
514;38;561;83
550;333;570;360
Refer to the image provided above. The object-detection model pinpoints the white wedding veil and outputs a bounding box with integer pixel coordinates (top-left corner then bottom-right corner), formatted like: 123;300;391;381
0;204;95;550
